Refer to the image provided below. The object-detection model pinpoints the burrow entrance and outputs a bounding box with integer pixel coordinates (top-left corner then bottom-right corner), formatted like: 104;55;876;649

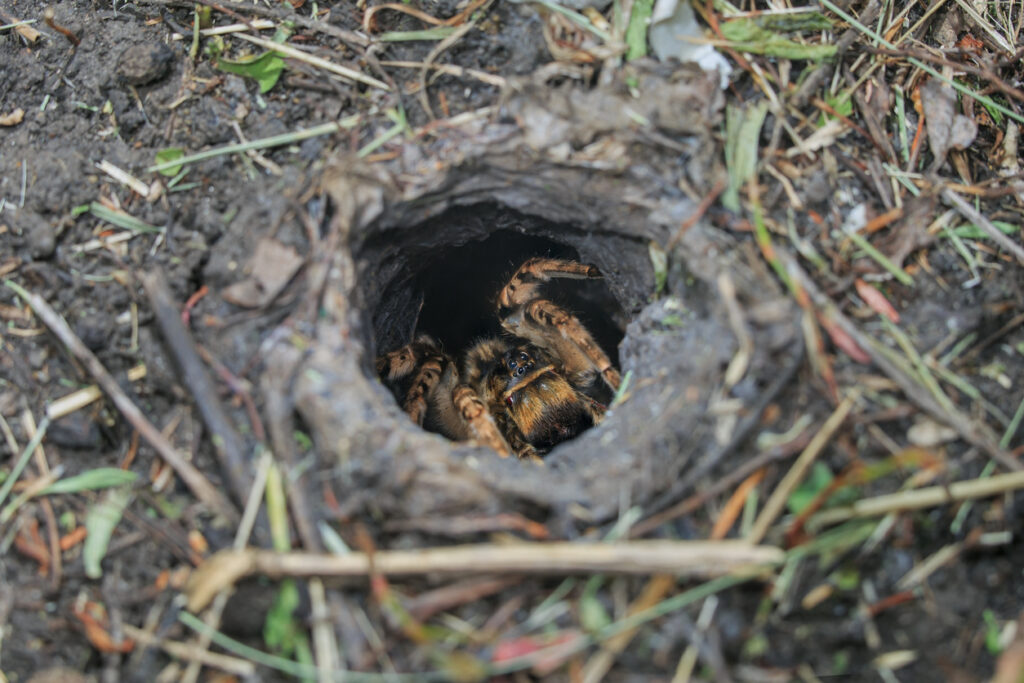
294;68;768;519
358;203;653;452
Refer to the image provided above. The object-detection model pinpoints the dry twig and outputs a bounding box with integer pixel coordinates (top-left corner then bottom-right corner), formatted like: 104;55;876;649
140;269;252;508
941;186;1024;265
811;469;1024;527
186;541;784;612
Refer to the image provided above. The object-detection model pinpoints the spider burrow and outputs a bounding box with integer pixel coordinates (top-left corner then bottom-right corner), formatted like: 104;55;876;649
376;257;622;459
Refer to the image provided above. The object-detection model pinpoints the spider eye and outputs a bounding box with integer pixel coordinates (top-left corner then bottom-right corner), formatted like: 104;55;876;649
519;352;528;361
508;360;517;369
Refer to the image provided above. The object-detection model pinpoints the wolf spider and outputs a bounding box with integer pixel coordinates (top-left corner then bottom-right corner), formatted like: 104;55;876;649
376;258;622;459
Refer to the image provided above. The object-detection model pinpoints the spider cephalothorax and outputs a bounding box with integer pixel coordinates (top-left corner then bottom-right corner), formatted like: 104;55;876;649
377;258;621;459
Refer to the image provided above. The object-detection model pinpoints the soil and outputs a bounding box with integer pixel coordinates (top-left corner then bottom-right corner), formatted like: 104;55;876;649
2;0;1023;681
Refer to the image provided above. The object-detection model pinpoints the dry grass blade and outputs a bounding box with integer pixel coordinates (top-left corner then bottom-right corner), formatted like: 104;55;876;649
185;541;784;612
378;60;506;87
746;393;858;544
47;364;147;420
121;624;256;677
95;160;150;197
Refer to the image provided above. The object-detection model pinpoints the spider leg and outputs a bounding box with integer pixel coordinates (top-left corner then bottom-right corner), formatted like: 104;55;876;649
498;257;602;309
377;334;438;382
377;335;450;426
506;299;621;392
402;356;443;426
452;385;514;457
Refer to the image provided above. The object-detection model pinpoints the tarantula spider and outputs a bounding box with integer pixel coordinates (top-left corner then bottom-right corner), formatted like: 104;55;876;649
376;258;622;459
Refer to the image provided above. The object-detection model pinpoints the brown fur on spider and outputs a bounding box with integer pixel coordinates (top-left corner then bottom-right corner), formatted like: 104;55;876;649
376;258;622;459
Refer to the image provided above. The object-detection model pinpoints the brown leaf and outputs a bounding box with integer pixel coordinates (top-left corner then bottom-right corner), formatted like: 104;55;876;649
874;194;937;267
221;238;304;308
855;279;900;323
921;79;956;169
820;316;870;364
949;115;978;150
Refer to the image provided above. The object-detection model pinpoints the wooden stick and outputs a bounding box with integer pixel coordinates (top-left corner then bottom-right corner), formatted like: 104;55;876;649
140;270;251;508
4;280;238;522
186;541;784;612
812;469;1024;527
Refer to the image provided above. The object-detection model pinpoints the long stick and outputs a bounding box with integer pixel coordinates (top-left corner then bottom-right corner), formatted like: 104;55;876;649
812;469;1024;527
186;540;784;611
140;270;251;507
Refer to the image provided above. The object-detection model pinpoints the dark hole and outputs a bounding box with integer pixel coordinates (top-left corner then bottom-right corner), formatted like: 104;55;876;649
366;210;635;452
367;203;650;357
414;231;625;360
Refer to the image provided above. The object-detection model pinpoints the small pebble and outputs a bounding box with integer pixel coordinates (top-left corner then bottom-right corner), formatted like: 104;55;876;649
75;315;110;352
20;210;56;259
117;43;174;86
803;171;832;204
48;411;104;450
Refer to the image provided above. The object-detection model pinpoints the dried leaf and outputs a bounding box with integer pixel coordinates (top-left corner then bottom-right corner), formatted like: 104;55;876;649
820;316;870;363
921;79;975;166
854;279;900;323
950;115;978;150
874;194;937;267
221;238;304;308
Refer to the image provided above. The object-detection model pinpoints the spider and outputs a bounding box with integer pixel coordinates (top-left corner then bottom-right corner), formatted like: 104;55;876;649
376;258;622;459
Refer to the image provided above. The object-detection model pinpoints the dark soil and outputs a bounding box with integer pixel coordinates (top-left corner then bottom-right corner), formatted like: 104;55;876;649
2;0;1023;681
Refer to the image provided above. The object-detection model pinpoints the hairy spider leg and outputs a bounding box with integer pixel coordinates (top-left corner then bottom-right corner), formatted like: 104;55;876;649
402;355;444;425
452;385;513;457
498;257;602;309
